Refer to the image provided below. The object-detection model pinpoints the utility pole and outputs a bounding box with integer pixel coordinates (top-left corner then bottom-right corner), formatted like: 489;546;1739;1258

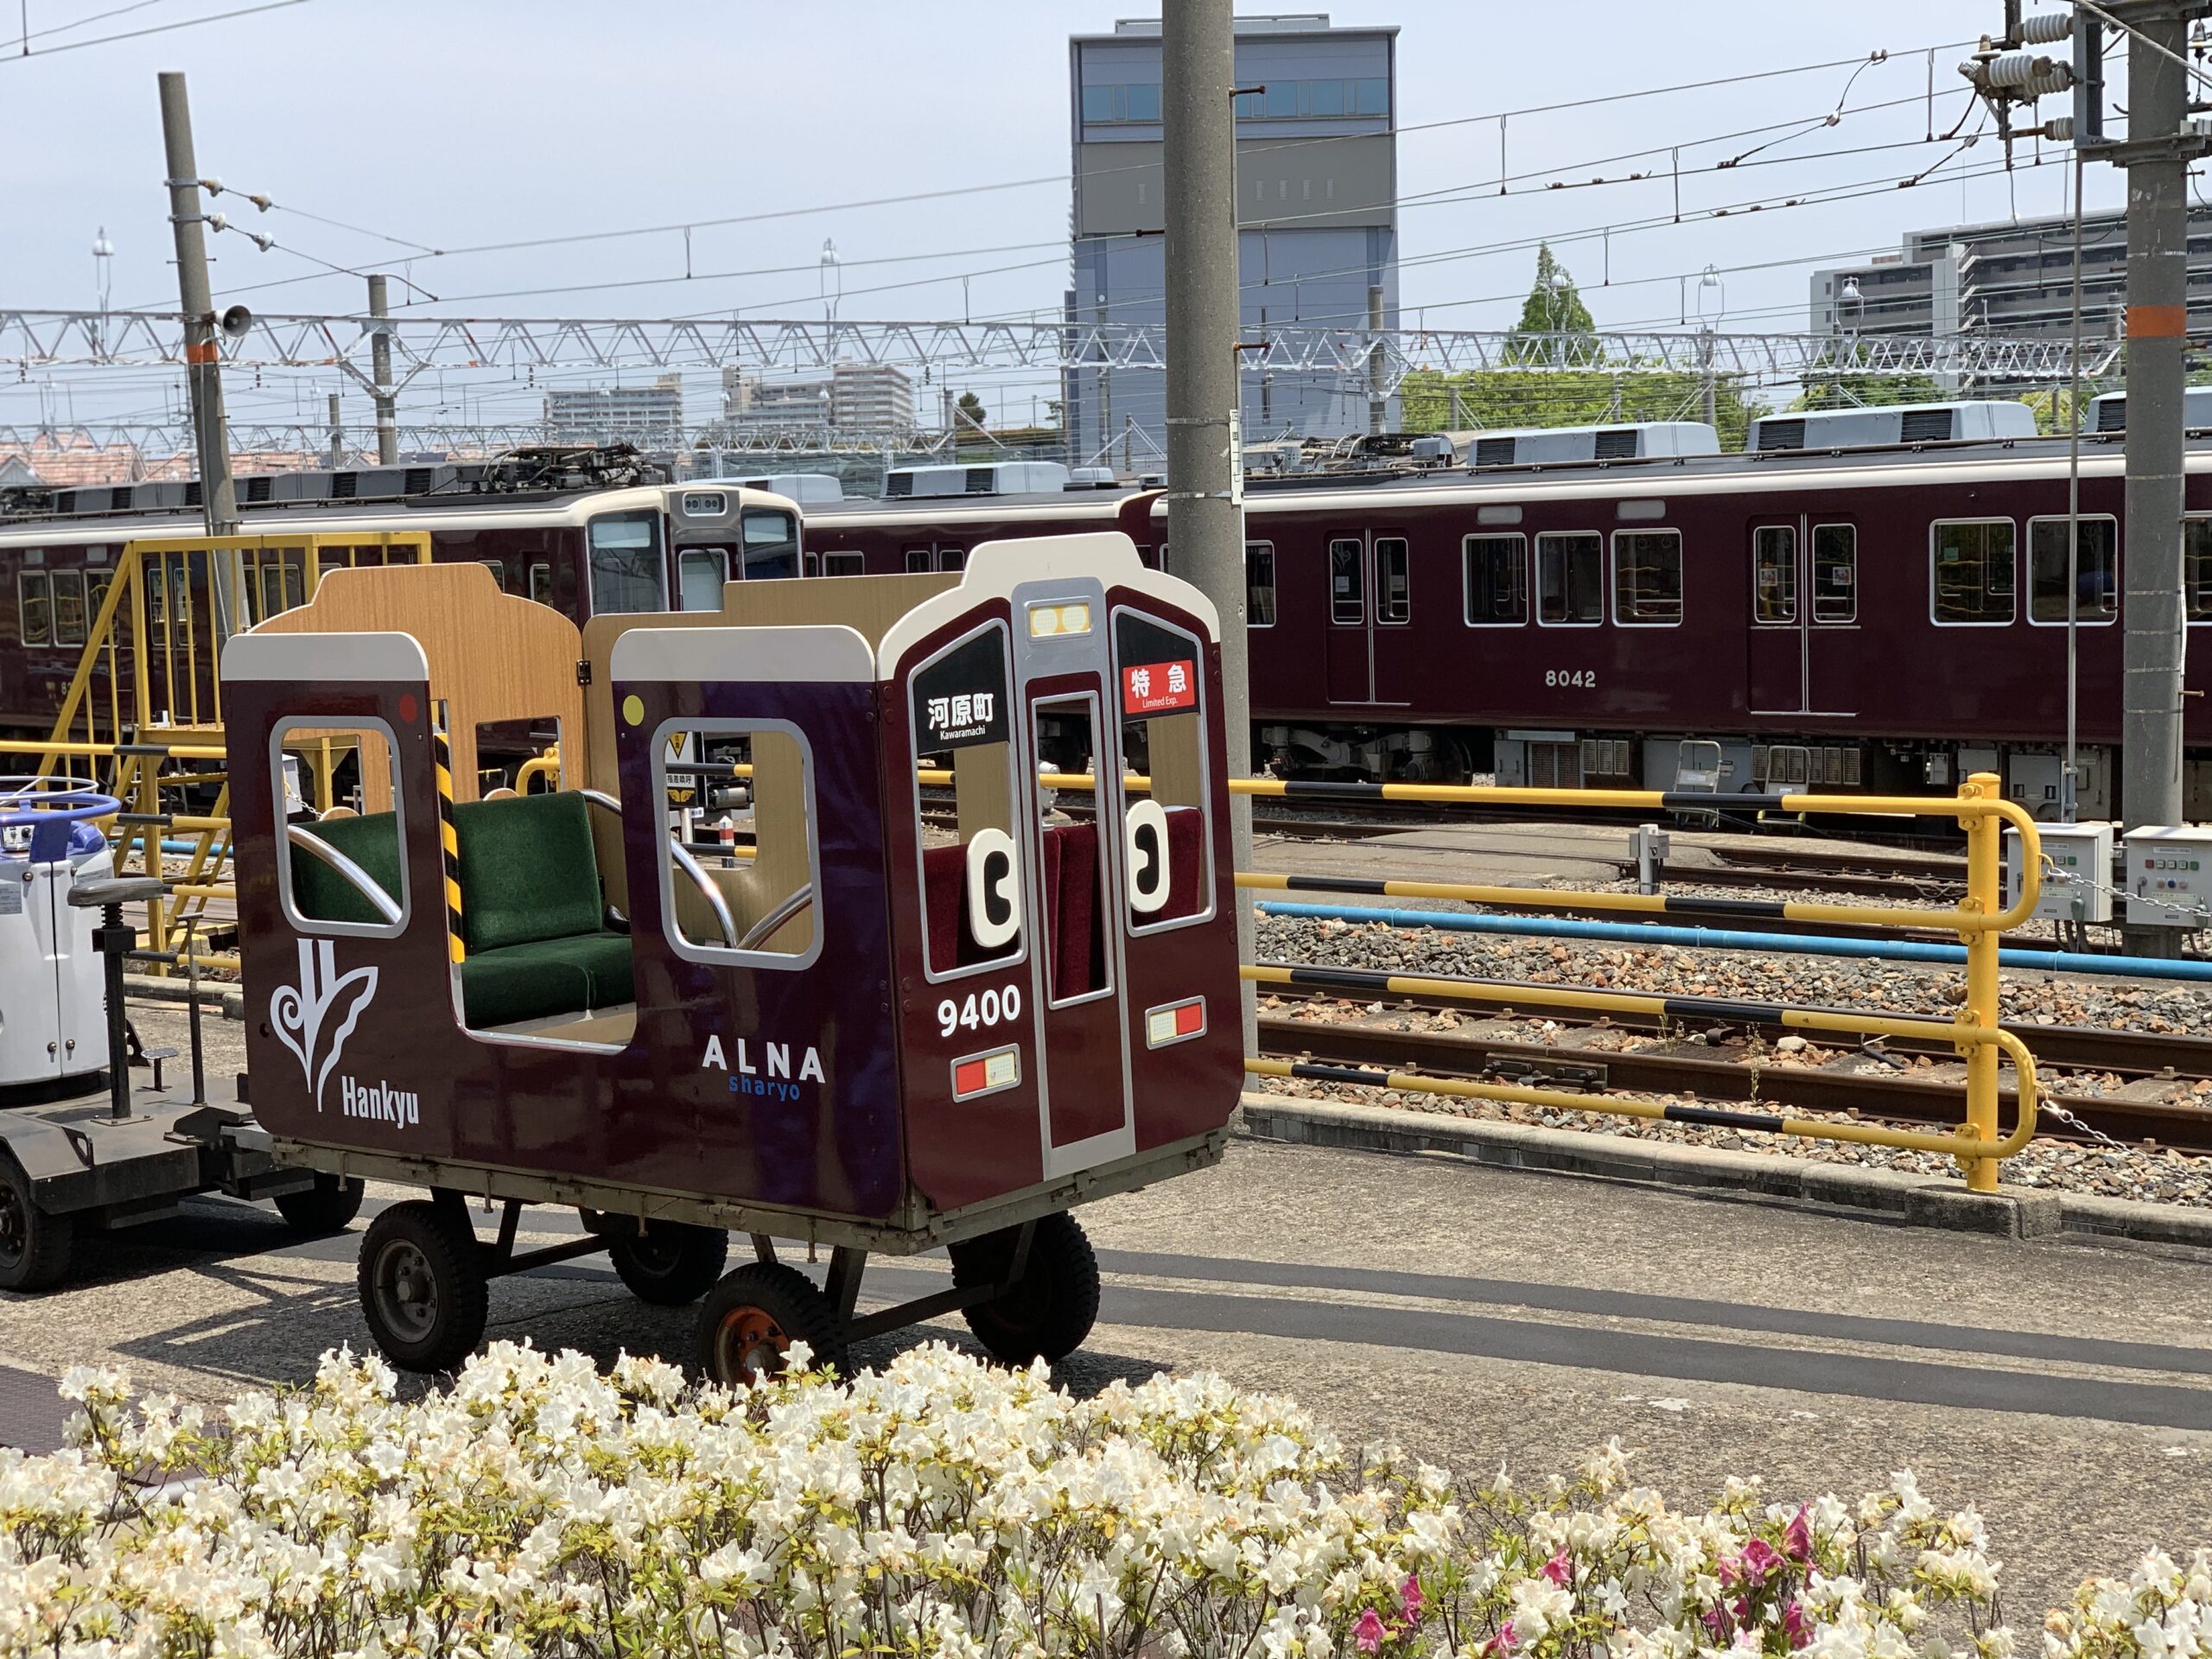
1366;283;1387;435
367;273;398;464
327;391;344;467
1162;0;1255;1044
157;71;239;552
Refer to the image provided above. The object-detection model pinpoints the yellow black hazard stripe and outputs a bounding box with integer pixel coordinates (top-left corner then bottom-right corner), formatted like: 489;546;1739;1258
432;714;465;964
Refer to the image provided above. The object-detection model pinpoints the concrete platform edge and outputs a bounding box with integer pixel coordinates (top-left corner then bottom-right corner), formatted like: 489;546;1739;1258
1235;1092;2212;1248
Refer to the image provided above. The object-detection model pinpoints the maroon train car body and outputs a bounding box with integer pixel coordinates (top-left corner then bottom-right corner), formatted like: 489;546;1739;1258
805;434;2212;818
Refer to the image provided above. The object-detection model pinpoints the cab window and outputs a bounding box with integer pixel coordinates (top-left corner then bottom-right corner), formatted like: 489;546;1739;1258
587;512;664;614
678;548;728;610
740;507;799;580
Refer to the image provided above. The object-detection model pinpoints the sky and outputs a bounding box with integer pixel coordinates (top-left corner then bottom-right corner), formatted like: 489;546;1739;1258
0;0;2123;436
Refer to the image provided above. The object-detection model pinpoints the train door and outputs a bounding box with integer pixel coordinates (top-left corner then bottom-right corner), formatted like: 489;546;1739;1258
1803;518;1859;716
1325;532;1373;703
1747;515;1808;715
1015;592;1134;1174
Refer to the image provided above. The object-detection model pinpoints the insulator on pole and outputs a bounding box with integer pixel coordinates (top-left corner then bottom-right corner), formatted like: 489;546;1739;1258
2042;114;2075;140
2015;9;2074;45
1985;49;2076;95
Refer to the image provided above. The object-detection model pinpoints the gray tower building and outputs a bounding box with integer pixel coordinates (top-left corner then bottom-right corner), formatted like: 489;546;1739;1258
1065;13;1399;464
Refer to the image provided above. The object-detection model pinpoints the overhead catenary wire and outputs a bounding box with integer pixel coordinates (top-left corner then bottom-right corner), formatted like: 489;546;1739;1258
0;0;308;62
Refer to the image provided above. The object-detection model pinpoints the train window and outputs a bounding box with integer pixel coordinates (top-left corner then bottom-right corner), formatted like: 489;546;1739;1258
678;548;728;611
50;570;87;646
274;717;409;940
1462;534;1528;626
1931;519;2017;625
528;563;553;607
480;559;506;593
1116;609;1211;932
823;550;866;577
16;570;51;645
1376;538;1411;624
1752;526;1796;623
906;547;934;575
2186;518;2212;621
1812;524;1856;623
1535;531;1603;626
1246;543;1277;626
1329;539;1364;624
740;507;799;580
1612;531;1682;626
2027;516;2119;626
586;512;665;614
143;563;167;642
804;552;821;578
938;548;967;574
654;721;819;969
254;560;303;623
86;572;111;628
912;624;1022;981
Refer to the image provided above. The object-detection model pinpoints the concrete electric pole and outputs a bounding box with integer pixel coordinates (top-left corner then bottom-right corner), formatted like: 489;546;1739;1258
1162;0;1255;1043
156;72;238;543
367;273;398;465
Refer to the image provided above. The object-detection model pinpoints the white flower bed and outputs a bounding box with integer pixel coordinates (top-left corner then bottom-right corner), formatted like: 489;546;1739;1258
0;1341;2195;1658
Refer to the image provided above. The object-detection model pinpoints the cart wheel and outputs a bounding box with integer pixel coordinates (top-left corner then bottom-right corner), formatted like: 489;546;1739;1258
356;1200;487;1372
609;1223;728;1306
273;1174;365;1236
949;1211;1100;1366
0;1158;73;1293
696;1262;848;1387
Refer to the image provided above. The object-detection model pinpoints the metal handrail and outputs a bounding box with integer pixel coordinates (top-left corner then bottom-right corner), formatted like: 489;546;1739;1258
577;788;739;950
285;823;403;925
738;883;815;951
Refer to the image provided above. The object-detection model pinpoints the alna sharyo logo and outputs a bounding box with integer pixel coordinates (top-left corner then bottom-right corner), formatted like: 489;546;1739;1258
269;938;378;1114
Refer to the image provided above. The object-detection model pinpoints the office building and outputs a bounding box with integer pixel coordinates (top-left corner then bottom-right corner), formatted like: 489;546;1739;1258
544;374;685;446
1064;13;1400;461
720;363;917;442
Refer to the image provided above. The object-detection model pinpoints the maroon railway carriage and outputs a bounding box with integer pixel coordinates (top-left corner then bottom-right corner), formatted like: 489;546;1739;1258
217;530;1242;1381
804;432;2212;820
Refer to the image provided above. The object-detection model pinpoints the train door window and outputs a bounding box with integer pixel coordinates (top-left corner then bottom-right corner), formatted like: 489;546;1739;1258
822;550;866;577
678;548;728;610
1811;524;1856;622
528;562;553;606
906;546;934;575
1246;543;1277;626
740;507;799;579
50;570;87;646
480;559;506;593
1328;538;1364;623
1462;534;1527;626
1033;692;1109;1004
586;512;665;614
255;560;302;623
1752;526;1797;623
1376;537;1411;623
1535;531;1603;626
912;625;1023;980
273;717;408;939
653;721;820;967
1612;531;1682;626
2027;515;2119;625
2186;518;2212;621
937;547;966;574
1931;518;2017;625
1116;609;1211;931
16;571;50;645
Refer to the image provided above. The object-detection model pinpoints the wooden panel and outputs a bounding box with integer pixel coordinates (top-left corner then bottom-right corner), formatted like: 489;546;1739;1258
254;563;582;812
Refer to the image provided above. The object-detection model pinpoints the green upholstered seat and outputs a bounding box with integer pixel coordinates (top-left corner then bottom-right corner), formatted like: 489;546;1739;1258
289;811;404;926
448;791;632;1029
456;931;634;1028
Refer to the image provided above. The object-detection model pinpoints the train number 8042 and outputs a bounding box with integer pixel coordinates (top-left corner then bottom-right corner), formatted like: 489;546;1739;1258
1544;668;1597;690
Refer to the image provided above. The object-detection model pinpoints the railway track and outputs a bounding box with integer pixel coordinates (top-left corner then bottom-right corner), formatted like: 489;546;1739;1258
1255;987;2212;1154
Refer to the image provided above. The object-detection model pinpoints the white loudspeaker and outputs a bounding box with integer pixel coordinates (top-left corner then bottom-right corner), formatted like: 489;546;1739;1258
964;828;1020;950
1124;799;1171;915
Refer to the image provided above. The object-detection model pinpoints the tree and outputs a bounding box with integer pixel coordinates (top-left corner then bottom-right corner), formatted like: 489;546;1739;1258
955;391;988;431
1505;244;1596;359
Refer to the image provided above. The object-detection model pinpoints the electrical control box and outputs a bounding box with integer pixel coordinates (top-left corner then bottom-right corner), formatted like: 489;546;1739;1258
2124;826;2212;929
2005;822;2114;923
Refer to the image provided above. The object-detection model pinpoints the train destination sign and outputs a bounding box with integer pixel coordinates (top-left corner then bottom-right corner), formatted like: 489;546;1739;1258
1122;658;1197;715
912;631;1010;751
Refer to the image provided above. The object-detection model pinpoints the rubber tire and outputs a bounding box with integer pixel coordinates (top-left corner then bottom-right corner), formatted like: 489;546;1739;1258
356;1200;488;1373
695;1262;849;1386
273;1174;365;1236
949;1211;1100;1366
608;1223;729;1306
0;1159;73;1293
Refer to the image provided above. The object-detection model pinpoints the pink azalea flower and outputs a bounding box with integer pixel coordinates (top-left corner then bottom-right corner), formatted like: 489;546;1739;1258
1703;1606;1734;1641
1719;1549;1743;1587
1783;1507;1813;1562
1400;1573;1425;1620
1783;1599;1811;1649
1738;1537;1783;1587
1541;1549;1573;1587
1354;1608;1387;1654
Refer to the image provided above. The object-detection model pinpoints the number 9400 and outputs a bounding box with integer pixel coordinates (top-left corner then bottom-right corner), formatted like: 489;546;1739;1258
938;983;1022;1038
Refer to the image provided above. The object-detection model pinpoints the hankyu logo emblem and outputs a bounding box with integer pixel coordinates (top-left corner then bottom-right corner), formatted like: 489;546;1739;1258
269;938;378;1114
